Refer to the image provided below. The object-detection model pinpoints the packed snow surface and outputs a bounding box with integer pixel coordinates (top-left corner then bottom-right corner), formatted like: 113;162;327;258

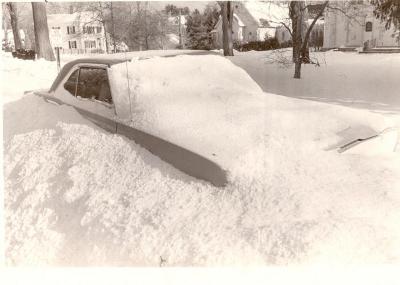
2;51;400;266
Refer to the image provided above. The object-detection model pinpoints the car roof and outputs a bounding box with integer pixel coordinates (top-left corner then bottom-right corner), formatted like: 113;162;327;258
49;58;125;93
49;50;213;92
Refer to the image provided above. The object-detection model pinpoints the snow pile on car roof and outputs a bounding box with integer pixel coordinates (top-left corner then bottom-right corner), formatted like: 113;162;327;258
110;54;394;170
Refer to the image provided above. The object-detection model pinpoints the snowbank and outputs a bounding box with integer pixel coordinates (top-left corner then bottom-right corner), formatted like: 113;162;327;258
3;52;400;266
1;52;58;104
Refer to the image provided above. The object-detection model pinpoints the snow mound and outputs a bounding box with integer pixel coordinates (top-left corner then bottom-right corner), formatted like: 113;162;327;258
3;53;400;266
1;52;58;104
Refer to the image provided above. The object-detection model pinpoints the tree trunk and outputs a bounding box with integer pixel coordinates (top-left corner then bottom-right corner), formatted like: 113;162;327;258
294;61;301;78
7;2;22;50
111;1;116;53
103;21;109;53
300;2;310;64
32;2;55;61
301;42;310;63
221;1;233;56
290;1;305;78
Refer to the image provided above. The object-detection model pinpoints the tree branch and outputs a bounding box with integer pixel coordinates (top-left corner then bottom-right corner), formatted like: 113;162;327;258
280;21;293;37
301;1;328;52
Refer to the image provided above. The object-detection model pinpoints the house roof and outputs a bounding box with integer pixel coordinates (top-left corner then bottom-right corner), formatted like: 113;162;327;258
47;11;102;25
233;14;245;27
242;1;288;28
214;1;289;30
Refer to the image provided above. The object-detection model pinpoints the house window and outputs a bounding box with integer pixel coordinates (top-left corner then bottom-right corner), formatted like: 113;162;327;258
281;31;285;41
84;40;96;49
96;27;102;33
366;21;372;32
68;41;77;49
84;26;96;34
64;67;112;104
67;26;76;34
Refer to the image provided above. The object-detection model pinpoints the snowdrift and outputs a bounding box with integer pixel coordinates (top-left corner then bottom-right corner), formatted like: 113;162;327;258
3;52;400;266
110;54;397;172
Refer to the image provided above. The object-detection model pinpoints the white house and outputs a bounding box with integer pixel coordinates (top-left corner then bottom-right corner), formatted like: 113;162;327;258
2;29;25;50
166;15;187;48
275;18;325;48
47;11;108;54
212;1;288;48
323;1;399;49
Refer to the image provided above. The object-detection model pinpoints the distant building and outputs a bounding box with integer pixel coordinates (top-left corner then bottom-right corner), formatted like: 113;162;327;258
323;1;399;49
47;11;108;54
275;18;324;49
2;29;25;50
212;1;288;48
166;15;187;48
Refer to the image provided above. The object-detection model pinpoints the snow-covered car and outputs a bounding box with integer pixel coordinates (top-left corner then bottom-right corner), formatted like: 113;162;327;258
31;51;398;188
32;51;228;187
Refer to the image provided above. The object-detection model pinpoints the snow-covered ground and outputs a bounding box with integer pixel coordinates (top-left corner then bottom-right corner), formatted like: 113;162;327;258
230;50;400;113
2;50;400;266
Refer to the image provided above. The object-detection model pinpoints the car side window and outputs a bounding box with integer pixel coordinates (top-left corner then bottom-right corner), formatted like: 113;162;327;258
64;69;78;96
77;67;113;104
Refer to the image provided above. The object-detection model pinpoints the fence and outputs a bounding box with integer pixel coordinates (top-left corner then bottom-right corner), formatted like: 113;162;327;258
59;48;106;55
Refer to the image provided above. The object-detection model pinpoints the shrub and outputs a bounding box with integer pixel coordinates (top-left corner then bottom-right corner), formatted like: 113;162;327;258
12;49;36;60
279;40;292;48
236;38;280;52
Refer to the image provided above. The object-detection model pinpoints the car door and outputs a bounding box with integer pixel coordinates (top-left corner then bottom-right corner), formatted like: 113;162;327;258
55;64;117;133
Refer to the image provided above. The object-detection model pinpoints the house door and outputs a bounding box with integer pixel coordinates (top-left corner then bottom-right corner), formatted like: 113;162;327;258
347;23;363;46
363;19;374;46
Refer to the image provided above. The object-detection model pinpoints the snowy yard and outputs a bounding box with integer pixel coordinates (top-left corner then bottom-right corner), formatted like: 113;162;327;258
231;50;400;113
2;50;400;266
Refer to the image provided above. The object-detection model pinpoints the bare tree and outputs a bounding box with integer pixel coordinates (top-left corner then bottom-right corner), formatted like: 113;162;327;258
218;1;234;56
290;1;328;79
32;2;55;61
85;2;112;53
110;1;116;53
277;1;370;79
122;1;168;51
6;2;22;50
